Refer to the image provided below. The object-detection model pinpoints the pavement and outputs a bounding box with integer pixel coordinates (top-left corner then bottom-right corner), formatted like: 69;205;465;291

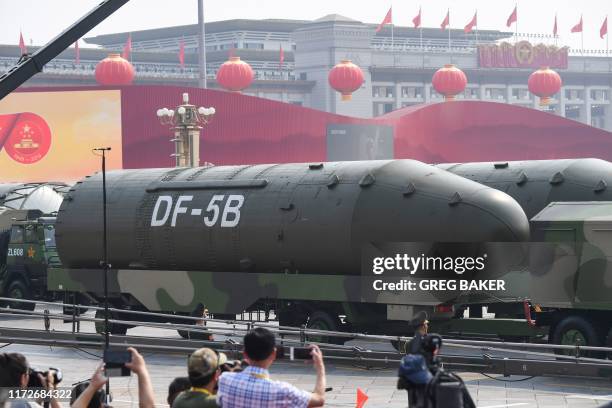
2;306;612;407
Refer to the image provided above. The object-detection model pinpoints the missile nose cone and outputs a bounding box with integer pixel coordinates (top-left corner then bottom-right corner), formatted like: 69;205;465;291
467;188;530;242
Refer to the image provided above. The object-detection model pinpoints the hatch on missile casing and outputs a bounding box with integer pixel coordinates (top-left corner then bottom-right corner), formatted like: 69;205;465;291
436;158;612;220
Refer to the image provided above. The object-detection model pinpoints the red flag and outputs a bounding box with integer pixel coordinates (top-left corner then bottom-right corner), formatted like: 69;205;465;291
18;31;27;55
122;33;132;59
464;12;477;33
74;40;80;64
376;7;392;33
356;388;369;408
601;16;608;39
571;15;583;33
506;6;517;27
279;44;284;68
553;14;558;36
440;10;450;30
412;7;422;28
178;39;185;68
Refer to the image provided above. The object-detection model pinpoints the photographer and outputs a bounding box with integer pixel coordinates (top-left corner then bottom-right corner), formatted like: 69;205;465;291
0;353;61;408
406;311;429;356
70;365;107;408
217;327;326;408
173;347;226;408
398;333;475;408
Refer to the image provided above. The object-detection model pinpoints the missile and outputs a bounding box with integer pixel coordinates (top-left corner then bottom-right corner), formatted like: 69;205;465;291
436;158;612;218
56;159;530;274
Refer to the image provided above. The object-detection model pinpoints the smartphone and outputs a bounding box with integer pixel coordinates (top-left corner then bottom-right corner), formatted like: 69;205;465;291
289;347;312;360
103;350;132;377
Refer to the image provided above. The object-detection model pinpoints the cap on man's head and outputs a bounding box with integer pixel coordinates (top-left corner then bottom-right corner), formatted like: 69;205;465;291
188;348;227;377
410;311;429;329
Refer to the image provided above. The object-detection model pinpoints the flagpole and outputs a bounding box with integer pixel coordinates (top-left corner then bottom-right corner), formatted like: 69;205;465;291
419;6;423;51
475;11;479;46
420;27;423;51
515;3;518;41
581;18;584;55
448;9;452;63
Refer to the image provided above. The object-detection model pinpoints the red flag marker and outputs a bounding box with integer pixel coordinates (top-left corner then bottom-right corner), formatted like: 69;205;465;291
18;31;27;55
571;16;583;33
507;5;517;27
74;40;80;65
356;388;369;408
122;33;132;59
178;39;185;68
376;7;392;33
413;7;422;28
464;12;477;33
441;10;450;30
553;14;558;36
601;16;608;39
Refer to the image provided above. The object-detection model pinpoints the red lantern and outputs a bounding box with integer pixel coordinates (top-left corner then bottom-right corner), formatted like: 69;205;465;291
216;56;254;92
95;53;134;86
328;60;364;101
432;64;467;101
528;67;562;106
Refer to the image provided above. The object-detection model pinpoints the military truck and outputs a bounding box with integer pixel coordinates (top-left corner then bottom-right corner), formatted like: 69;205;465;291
36;159;612;352
0;207;60;310
46;160;530;338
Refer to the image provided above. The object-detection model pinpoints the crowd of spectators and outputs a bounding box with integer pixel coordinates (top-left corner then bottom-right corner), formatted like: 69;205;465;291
0;327;326;408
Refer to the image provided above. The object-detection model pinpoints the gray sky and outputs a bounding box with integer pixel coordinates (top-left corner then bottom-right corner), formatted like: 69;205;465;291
0;0;610;51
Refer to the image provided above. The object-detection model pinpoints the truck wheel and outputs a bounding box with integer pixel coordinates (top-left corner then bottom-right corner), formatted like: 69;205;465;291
94;309;128;336
6;280;35;311
306;311;346;345
552;316;603;358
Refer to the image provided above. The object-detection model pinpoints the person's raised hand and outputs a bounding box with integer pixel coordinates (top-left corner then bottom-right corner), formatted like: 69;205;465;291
125;347;146;375
91;364;108;390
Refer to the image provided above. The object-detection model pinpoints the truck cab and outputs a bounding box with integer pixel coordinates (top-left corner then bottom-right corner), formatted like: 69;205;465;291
0;208;59;310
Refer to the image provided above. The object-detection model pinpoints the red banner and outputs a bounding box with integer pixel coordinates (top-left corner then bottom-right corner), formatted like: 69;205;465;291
478;41;568;69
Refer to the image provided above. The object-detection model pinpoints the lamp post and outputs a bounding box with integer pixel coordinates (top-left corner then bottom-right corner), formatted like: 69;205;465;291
92;146;111;406
157;92;215;167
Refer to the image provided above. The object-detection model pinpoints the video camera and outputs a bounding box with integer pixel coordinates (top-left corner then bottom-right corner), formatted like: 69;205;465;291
27;367;63;388
219;359;248;373
397;333;476;408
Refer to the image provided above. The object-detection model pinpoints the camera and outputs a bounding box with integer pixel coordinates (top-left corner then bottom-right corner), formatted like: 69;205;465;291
103;349;132;377
220;359;247;373
27;367;63;388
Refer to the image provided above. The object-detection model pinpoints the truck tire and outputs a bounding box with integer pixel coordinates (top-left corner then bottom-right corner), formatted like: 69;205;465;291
306;311;346;345
6;280;35;311
94;309;128;336
551;316;603;358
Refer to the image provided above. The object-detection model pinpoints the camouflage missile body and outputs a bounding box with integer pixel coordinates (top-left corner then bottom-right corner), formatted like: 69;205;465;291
437;158;612;219
51;159;529;318
438;159;612;311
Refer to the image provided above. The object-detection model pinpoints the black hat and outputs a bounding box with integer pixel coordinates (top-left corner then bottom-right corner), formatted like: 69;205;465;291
410;311;429;329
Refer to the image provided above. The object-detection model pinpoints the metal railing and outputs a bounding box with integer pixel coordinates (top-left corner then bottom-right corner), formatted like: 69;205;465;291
0;297;612;377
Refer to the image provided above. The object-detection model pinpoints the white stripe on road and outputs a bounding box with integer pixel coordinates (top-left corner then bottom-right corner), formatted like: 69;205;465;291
566;394;612;401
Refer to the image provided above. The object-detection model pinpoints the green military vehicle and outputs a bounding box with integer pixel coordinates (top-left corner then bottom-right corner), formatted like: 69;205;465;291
0;207;60;310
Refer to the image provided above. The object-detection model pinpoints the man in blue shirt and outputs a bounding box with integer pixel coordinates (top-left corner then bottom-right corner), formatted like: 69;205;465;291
218;328;326;408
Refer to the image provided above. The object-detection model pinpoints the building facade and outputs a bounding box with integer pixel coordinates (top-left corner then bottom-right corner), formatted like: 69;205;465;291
2;15;611;130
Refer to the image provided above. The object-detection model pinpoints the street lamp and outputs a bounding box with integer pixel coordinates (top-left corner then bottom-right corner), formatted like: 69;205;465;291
157;92;215;167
